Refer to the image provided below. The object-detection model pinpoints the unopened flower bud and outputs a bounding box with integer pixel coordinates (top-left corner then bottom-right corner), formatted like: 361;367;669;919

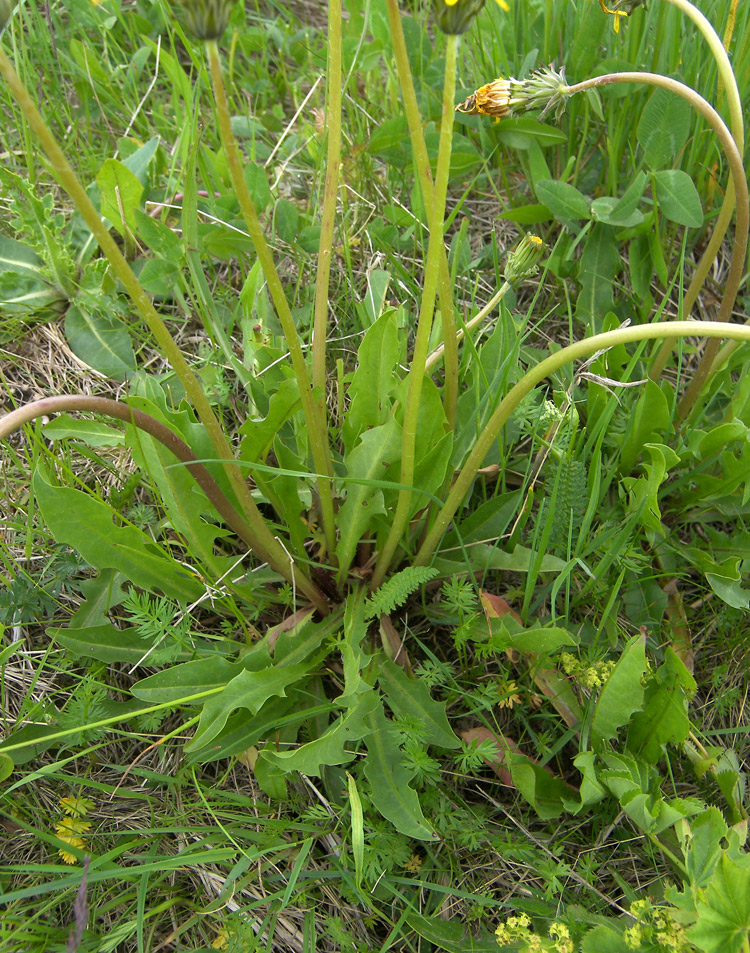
0;0;15;31
504;235;545;285
172;0;233;40
433;0;486;35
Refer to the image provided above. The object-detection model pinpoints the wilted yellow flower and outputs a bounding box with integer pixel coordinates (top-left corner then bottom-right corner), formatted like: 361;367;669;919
456;66;570;124
457;78;514;119
590;0;629;32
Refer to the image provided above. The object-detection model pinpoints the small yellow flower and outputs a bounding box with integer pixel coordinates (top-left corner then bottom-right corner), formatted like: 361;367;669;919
55;816;91;864
497;680;522;709
403;853;423;872
212;928;230;950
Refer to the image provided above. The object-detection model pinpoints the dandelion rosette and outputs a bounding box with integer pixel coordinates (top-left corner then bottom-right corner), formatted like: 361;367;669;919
456;66;570;123
433;0;509;37
172;0;233;40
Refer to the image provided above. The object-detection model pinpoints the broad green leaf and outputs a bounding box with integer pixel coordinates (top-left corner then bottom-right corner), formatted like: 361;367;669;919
0;235;44;277
623;442;680;534
434;543;566;577
343;309;401;450
335;416;401;581
70;570;128;627
509;751;578;820
131;657;242;704
378;659;459;749
363;706;436;840
0;753;13;783
65;305;136;380
240;379;301;462
581;926;631;953
186;662;312;751
49;624;156;665
590;196;644;228
653;169;703;227
42;415;125;448
126;395;231;575
575;224;622;326
688;854;750;953
590;633;646;749
494;118;567;149
499;203;553;225
244;164;271;213
34;466;203;603
535;179;590;222
96;158;144;234
185;694;307;764
406;914;500;952
273;198;300;243
682;808;729;889
628;649;696;762
265;689;379;775
619;380;672;474
134;209;182;259
609;170;647;220
121;136;160;186
489;618;576;655
360;270;391;326
637;87;692;169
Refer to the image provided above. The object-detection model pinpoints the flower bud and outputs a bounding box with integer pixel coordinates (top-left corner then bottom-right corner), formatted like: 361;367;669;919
172;0;233;41
0;0;15;31
433;0;486;35
504;235;545;285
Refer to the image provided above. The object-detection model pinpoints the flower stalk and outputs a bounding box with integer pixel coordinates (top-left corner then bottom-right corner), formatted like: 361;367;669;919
385;0;459;429
312;0;342;397
649;0;744;382
371;32;460;590
415;321;750;566
562;73;748;423
205;39;337;560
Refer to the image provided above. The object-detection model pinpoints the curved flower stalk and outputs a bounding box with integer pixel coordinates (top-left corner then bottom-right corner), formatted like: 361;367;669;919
414;321;750;567
0;396;330;614
461;68;748;421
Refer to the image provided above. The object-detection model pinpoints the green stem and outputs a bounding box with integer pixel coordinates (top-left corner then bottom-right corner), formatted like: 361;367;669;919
312;0;342;397
425;280;512;373
206;39;337;560
414;320;750;566
0;42;322;603
385;0;458;429
565;73;748;422
0;396;330;614
661;0;744;321
370;32;459;590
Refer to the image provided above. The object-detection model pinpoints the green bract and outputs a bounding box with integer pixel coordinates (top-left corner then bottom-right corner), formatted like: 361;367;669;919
172;0;234;40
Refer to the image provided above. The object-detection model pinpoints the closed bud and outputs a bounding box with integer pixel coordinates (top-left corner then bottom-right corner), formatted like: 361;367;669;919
433;0;486;35
172;0;234;41
504;234;545;285
0;0;15;31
